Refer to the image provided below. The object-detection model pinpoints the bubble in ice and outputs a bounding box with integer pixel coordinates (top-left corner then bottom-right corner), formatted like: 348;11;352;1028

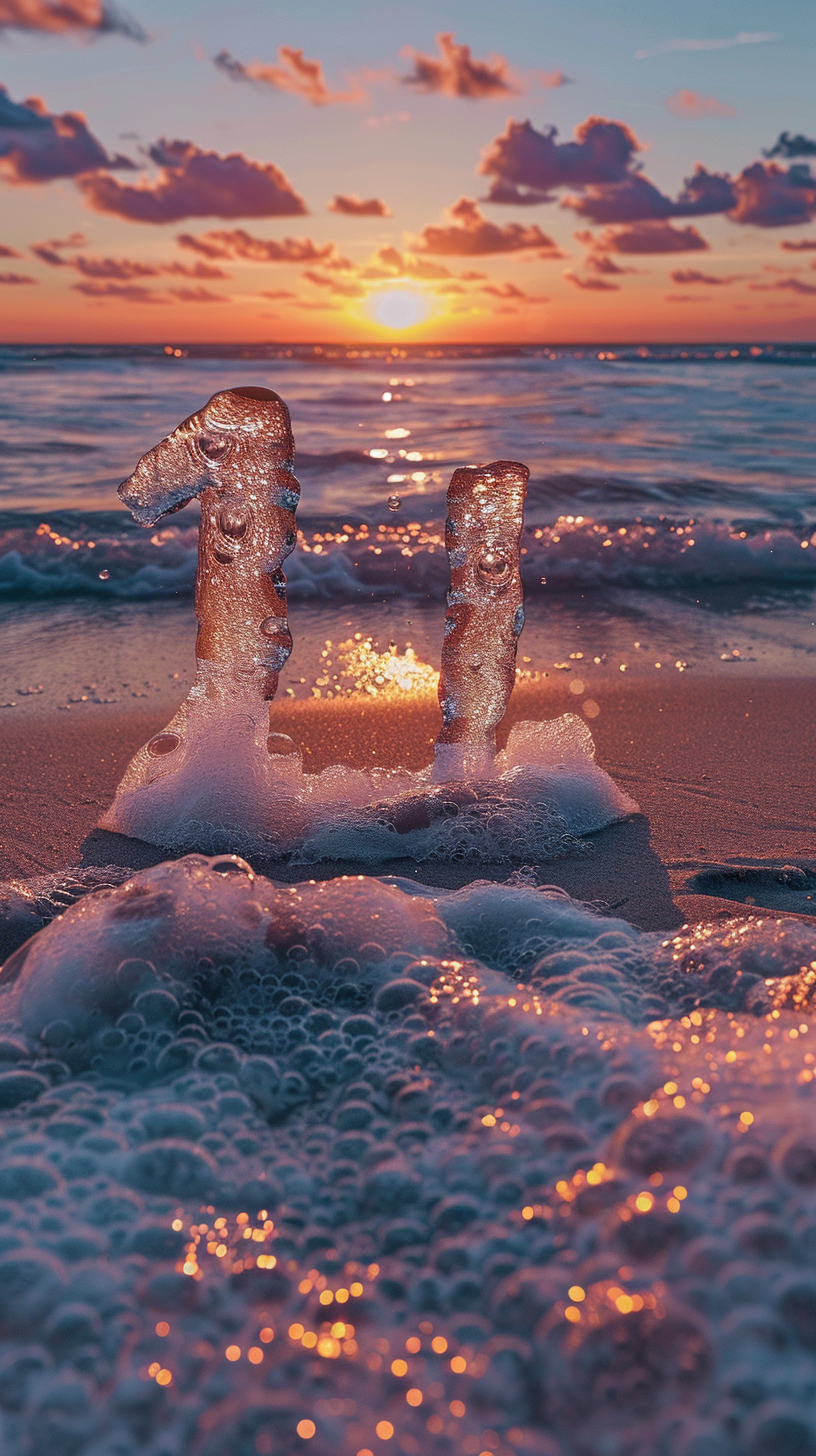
0;859;815;1453
387;494;402;511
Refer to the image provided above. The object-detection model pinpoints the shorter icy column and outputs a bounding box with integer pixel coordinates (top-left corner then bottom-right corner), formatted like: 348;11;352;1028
433;459;529;779
99;385;303;848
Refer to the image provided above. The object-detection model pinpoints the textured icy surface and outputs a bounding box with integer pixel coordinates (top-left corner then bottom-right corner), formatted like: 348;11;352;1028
435;461;528;777
0;858;816;1453
102;384;301;845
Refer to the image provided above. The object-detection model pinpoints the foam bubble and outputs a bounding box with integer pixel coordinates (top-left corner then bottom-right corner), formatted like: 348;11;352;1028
0;861;813;1454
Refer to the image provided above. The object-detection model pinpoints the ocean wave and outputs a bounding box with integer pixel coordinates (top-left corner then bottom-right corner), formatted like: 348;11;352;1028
1;514;814;602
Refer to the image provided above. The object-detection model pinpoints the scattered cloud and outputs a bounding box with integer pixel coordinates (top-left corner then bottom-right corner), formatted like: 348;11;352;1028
78;139;307;223
162;259;228;280
31;242;228;279
177;230;337;264
563;271;620;290
479;116;642;205
214;47;364;105
635;31;778;60
328;194;392;217
750;276;816;295
729;161;816;228
764;132;816;160
539;70;572;89
302;269;365;297
667;90;735;119
258;289;296;300
0;270;36;283
0;0;145;39
583;250;631;275
166;285;227;303
0;84;134;183
781;237;816;250
72;279;165;303
72;254;156;279
414;197;558;255
670;269;739;285
401;32;517;99
563;163;734;225
588;221;710;253
359;245;453;280
665;293;707;303
0;242;22;258
72;277;228;303
480;280;548;302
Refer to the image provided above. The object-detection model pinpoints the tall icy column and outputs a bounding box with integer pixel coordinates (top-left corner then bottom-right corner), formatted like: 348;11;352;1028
99;385;302;847
434;460;529;779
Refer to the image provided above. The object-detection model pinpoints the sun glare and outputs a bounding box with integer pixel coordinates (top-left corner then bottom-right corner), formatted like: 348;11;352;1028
371;288;427;330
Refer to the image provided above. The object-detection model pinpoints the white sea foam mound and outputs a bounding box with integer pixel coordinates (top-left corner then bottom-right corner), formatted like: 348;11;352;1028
1;859;815;1455
100;708;637;861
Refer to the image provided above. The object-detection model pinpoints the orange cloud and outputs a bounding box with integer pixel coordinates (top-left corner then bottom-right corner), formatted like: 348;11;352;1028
177;230;338;264
78;139;307;223
401;32;517;99
481;281;548;302
414;197;557;255
587;221;710;253
214;47;365;105
670;269;740;285
0;0;144;38
328;194;392;217
564;271;620;291
302;269;365;297
666;90;735;119
0;270;36;283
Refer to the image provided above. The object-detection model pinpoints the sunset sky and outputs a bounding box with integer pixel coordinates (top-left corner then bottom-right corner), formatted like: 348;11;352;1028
1;0;815;343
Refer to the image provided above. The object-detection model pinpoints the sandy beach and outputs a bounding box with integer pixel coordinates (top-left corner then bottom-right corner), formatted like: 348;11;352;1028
1;674;812;932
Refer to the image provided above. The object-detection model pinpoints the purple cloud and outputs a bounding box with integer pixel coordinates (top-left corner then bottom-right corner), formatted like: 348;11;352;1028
328;194;392;217
414;197;558;255
564;271;620;290
176;229;336;264
78;139;307;223
730;162;816;228
479;116;642;205
763;133;816;160
589;221;710;253
0;84;134;183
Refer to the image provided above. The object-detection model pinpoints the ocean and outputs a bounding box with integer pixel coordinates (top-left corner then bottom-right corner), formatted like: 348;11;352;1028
0;344;815;1456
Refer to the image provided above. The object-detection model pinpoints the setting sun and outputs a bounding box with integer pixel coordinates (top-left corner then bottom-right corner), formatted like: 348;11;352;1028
371;288;428;330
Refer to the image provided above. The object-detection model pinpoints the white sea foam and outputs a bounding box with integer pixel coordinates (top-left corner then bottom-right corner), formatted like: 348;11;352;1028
2;515;815;599
99;705;637;861
0;858;816;1453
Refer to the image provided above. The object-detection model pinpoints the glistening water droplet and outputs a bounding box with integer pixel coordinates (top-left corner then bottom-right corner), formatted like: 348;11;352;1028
387;495;402;512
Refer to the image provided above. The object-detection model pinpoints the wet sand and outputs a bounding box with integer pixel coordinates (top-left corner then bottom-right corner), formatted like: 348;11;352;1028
0;676;813;932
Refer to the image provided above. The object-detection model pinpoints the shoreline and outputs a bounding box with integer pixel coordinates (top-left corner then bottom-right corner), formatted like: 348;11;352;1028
0;676;813;932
